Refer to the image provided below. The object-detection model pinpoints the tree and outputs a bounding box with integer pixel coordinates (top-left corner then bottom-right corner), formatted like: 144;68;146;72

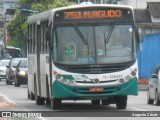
7;0;73;56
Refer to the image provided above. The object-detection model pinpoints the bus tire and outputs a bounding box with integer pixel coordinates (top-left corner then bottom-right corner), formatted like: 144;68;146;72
27;89;30;99
46;98;51;105
115;96;127;109
6;79;8;84
51;98;61;109
36;96;45;105
91;100;100;105
35;85;45;105
30;92;35;100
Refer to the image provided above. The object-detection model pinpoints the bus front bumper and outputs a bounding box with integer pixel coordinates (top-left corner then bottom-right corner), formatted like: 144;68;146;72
52;78;138;99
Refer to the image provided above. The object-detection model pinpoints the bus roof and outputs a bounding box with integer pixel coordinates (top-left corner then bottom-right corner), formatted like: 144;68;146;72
28;4;133;24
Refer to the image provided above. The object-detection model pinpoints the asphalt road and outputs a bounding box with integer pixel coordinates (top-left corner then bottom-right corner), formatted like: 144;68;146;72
0;79;160;120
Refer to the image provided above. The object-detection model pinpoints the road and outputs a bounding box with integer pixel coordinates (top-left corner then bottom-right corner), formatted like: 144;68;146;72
0;79;160;120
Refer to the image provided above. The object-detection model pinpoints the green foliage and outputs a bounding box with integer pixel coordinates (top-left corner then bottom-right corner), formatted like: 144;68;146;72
7;9;27;48
7;0;73;54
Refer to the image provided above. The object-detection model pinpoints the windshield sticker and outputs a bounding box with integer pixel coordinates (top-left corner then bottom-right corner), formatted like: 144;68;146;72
65;48;74;54
88;57;95;63
97;49;103;56
129;27;132;32
65;43;76;54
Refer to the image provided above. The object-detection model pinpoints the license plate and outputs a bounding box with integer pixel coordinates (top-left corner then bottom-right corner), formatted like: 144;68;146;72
90;87;104;92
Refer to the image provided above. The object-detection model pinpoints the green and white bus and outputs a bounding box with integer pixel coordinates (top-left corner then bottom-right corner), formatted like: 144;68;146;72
27;3;139;109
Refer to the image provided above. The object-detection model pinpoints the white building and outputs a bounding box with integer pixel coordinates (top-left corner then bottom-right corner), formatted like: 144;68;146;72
118;0;160;8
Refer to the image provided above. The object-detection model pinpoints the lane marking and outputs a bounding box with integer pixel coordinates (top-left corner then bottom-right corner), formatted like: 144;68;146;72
129;107;146;111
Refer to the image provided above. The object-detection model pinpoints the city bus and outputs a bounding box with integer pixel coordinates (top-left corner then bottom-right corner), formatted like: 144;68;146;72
27;3;140;109
5;46;22;58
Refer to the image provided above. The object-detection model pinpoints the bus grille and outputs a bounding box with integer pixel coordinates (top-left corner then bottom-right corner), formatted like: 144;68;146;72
55;61;135;74
75;80;117;83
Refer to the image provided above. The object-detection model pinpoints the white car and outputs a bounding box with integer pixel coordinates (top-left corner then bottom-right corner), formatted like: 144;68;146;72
0;59;10;81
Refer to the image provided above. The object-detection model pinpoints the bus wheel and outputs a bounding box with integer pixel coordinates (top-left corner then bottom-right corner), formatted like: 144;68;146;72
51;98;61;109
27;89;30;99
102;100;110;105
46;98;51;105
91;100;100;105
30;92;35;100
115;96;127;109
6;79;8;84
36;96;45;105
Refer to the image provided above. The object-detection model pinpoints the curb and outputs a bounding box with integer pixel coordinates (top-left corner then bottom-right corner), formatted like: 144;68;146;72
0;93;16;107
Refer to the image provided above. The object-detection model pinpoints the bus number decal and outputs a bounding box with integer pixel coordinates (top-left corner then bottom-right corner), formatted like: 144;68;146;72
103;74;122;79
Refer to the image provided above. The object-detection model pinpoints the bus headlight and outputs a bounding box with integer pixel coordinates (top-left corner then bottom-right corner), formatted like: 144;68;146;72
18;71;26;76
55;73;75;86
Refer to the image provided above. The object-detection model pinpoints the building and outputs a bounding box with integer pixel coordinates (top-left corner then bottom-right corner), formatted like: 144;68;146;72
2;0;19;44
132;1;160;83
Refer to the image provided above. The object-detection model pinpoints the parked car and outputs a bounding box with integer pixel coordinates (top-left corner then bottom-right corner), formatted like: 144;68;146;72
14;58;28;87
147;65;160;105
6;58;21;84
0;59;10;81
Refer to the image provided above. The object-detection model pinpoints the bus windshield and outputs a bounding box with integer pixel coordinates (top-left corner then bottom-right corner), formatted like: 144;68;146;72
6;48;22;58
53;24;136;65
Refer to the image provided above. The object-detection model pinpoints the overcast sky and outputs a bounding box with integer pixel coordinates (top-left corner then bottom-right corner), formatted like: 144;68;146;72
118;0;160;8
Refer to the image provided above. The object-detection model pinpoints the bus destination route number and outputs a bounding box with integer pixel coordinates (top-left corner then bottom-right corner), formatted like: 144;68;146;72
64;10;122;20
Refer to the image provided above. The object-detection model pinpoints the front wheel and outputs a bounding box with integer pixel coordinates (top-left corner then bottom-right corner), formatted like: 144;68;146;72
51;98;61;109
115;96;127;109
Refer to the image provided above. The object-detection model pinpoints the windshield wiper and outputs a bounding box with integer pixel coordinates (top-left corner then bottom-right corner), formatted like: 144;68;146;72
72;23;90;55
72;23;88;45
104;24;114;54
104;24;114;44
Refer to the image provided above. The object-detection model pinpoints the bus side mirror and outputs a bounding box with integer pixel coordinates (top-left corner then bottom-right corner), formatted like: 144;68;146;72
45;28;51;41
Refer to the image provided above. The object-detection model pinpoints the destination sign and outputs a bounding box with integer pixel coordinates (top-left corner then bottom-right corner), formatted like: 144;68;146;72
64;10;122;20
54;7;133;22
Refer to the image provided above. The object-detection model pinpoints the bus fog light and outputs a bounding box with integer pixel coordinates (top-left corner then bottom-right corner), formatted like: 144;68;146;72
131;71;136;76
56;74;61;79
60;78;67;83
66;80;74;86
125;75;131;81
119;78;124;83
